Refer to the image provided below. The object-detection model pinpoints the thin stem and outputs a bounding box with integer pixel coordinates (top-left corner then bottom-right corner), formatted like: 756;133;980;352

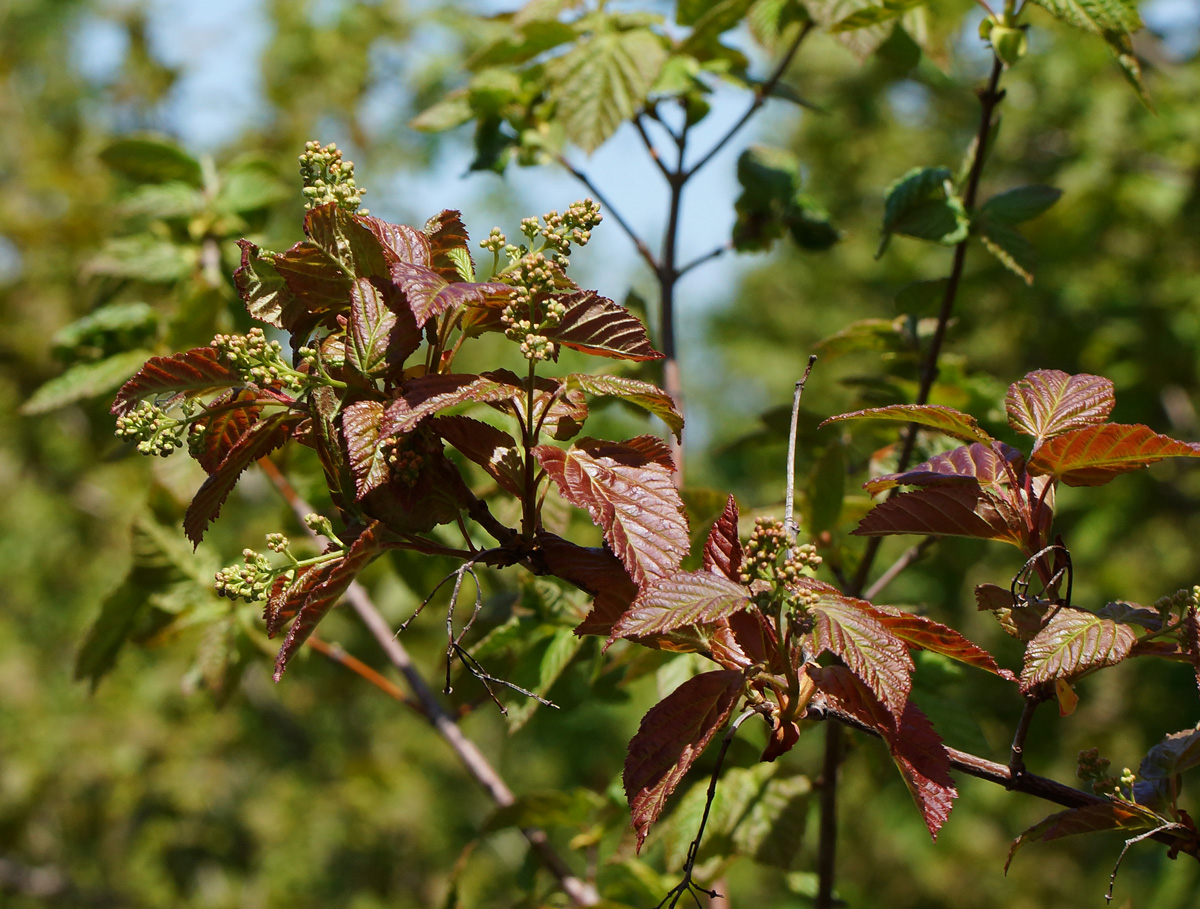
257;458;599;906
784;356;818;543
554;153;658;272
677;243;731;278
863;537;937;601
307;635;421;714
815;723;842;909
634;114;672;180
522;359;538;536
1009;696;1041;777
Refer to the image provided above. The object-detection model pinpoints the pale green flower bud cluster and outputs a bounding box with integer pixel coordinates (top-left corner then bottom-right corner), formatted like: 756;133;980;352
215;548;278;603
479;227;506;254
741;517;823;615
115;402;184;457
385;439;426;485
299;140;366;213
212;328;302;388
1155;585;1200;616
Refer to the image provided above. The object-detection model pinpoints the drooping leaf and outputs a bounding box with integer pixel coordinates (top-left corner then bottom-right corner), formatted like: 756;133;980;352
99;137;204;186
544;291;664;361
566;373;683;439
22;349;154;415
611;570;751;641
548;26;668;152
805;585;913;719
190;389;265;474
74;574;151;689
381;371;525;438
1020;608;1137;691
1028;423;1200;487
853;484;1030;547
624;669;744;851
234;240;301;330
875;608;1015;680
429;415;525;497
821;403;993;444
183;412;302;545
534;437;689;586
979;185;1063;224
977;216;1036;285
424;209;476;281
111;347;242;416
702;495;743;582
342;400;390;499
1005;801;1163;874
271;240;354;332
891;702;958;840
274;523;384;680
1005;370;1115;445
265;558;339;638
533;531;639;637
864;441;1025;495
390;262;510;324
1140;725;1200;782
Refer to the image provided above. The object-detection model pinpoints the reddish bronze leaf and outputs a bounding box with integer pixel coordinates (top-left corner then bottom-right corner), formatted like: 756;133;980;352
566;372;683;440
808;663;894;732
424;209;474;280
303;203;389;278
358;215;431;267
610;570;751;641
190;389;264;474
1005;801;1164;873
806;588;913;720
853;484;1029;547
111;347;241;416
1020;608;1137;691
381;371;525;438
821;404;993;444
234;239;302;329
874;607;1015;680
429;415;524;497
342;400;389;499
534;437;689;587
545;291;664;361
892;702;958;840
274;522;383;680
184;411;302;545
624;669;744;851
272;240;353;329
1006;369;1114;445
1028;422;1200;487
702;495;743;582
533;531;638;637
865;442;1025;495
390;261;511;325
348;277;419;376
1141;725;1200;784
264;556;338;638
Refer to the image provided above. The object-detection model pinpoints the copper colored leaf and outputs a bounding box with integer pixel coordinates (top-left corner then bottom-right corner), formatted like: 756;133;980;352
264;558;338;638
348;277;400;376
184;412;301;545
566;372;683;439
342;400;389;499
702;495;743;582
390;261;510;324
381;371;524;438
808;663;895;733
358;215;431;267
534;438;689;586
545;291;664;361
854;485;1029;547
533;531;638;638
274;523;383;680
1006;370;1115;445
892;702;958;840
429;415;524;497
234;240;300;329
1028;423;1200;487
191;389;264;474
876;608;1015;680
624;669;744;851
1020;608;1137;691
807;589;913;719
303;203;388;278
272;240;353;328
865;442;1025;495
111;346;241;416
1005;801;1163;874
424;209;474;280
611;570;751;641
821;404;993;444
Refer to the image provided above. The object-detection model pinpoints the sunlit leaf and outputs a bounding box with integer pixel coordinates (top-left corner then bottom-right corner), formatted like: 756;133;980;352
342;400;390;499
1020;608;1137;690
611;570;751;641
190;389;265;474
624;669;744;851
566;373;682;439
87;235;199;283
864;441;1025;495
1028;422;1200;486
1006;370;1115;444
702;495;743;582
390;262;510;324
875;607;1015;679
853;484;1029;547
111;346;241;416
424;209;476;281
1028;0;1142;35
358;215;432;268
829;0;923;33
977;216;1036;285
234;240;301;329
22;349;154;415
892;702;958;840
545;291;664;361
381;370;524;437
822;403;993;444
430;415;525;497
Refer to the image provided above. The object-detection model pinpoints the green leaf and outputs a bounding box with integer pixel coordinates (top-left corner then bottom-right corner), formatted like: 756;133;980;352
99;137;204;187
680;0;757;53
979;185;1063;224
216;160;290;213
22;349;154;415
506;626;584;731
87;235;199;283
410;89;473;132
469;20;579;69
977;216;1036;285
52;302;159;355
1106;30;1153;109
117;182;204;220
483;789;604;832
548;27;668;152
1028;0;1142;35
74;574;150;689
747;0;810;50
829;0;924;33
878;166;969;256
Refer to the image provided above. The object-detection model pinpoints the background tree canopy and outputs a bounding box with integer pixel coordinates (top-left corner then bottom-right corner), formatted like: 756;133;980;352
3;0;1200;906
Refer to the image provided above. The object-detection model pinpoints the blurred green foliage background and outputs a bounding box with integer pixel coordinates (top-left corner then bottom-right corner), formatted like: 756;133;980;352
3;0;1200;906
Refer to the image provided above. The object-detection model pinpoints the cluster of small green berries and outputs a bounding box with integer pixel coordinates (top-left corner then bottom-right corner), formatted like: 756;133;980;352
215;548;278;603
299;140;366;213
1076;747;1135;799
115;402;184;457
385;439;426;485
740;518;822;586
212;329;301;388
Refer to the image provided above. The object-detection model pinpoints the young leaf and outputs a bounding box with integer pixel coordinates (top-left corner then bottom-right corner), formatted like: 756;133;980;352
358;215;433;267
892;702;958;840
265;558;338;638
979;185;1063;225
304;203;389;278
548;27;668;153
381;371;525;438
865;441;1025;496
424;210;476;281
111;347;242;416
544;291;664;361
429;415;525;497
534;437;689;586
184;412;302;546
274;523;384;680
271;241;355;333
234;240;302;330
1027;0;1142;36
566;373;683;440
533;531;640;637
806;586;914;719
702;495;743;582
623;669;744;851
822;403;994;444
853;485;1029;547
22;349;154;415
1006;369;1115;445
878;166;968;256
390;262;510;324
1028;423;1200;487
1005;801;1163;874
190;389;265;474
1019;608;1137;691
342;400;390;499
875;608;1015;680
610;570;751;641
